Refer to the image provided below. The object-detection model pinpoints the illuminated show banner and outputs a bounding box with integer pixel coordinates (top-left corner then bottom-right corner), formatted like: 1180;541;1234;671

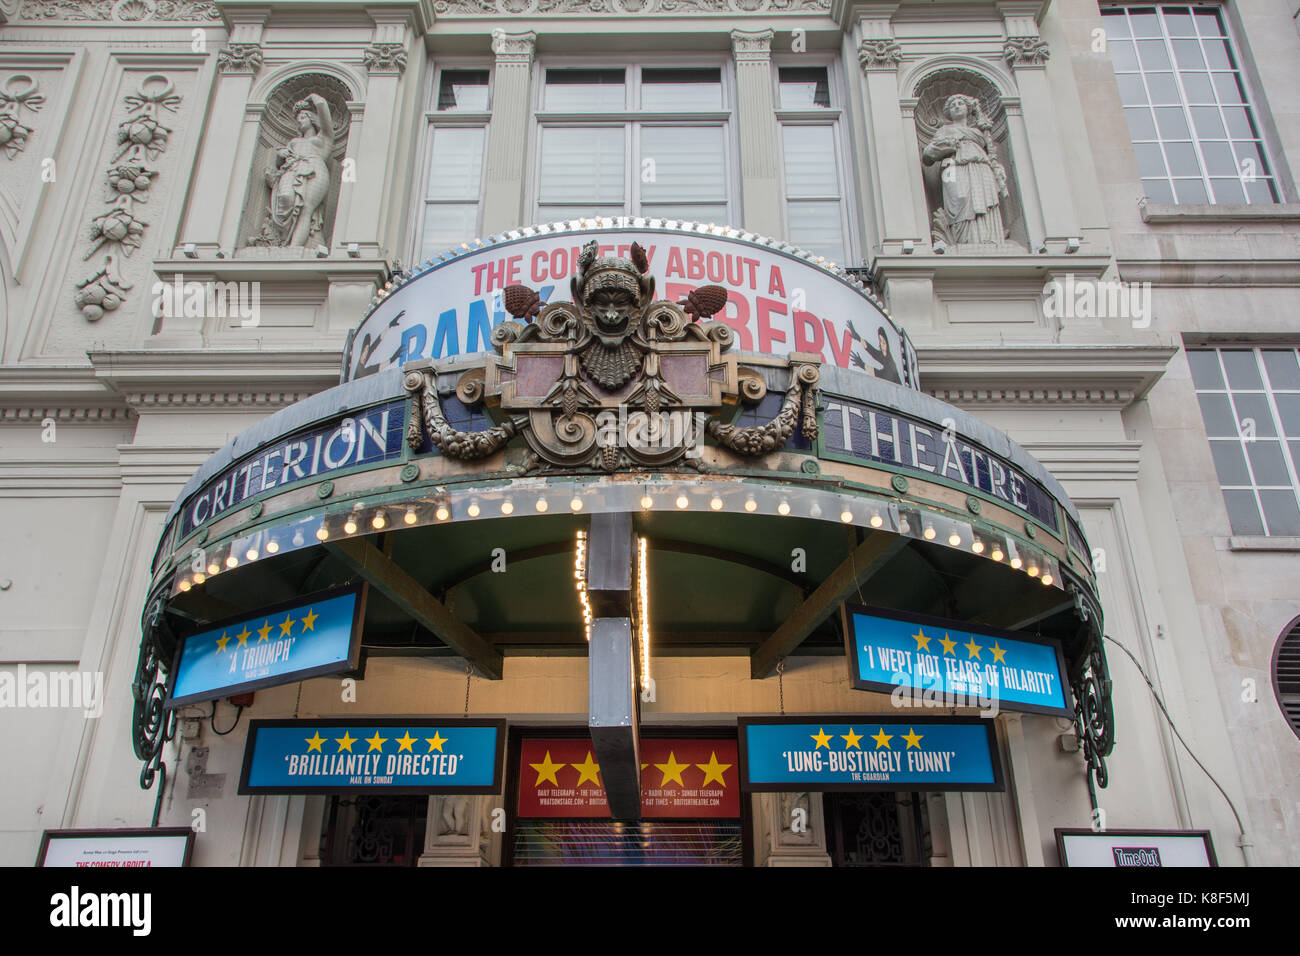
178;400;405;538
518;738;740;818
1055;829;1217;867
821;393;1061;532
843;604;1072;718
37;828;194;868
738;716;1003;792
343;224;918;388
239;718;505;794
166;586;364;707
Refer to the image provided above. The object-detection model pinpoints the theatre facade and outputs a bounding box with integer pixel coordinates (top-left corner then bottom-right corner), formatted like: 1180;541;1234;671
1;0;1297;867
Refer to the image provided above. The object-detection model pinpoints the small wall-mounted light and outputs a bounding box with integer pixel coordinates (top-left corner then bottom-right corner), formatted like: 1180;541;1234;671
1035;241;1048;255
346;242;360;258
181;243;198;259
932;239;947;255
901;240;915;255
1065;237;1081;254
314;244;329;258
215;249;228;259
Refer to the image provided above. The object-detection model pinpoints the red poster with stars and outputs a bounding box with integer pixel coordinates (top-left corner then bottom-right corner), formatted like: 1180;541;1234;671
517;738;740;818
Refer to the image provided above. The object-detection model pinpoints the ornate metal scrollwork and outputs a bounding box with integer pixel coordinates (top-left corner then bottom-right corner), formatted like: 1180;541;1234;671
133;595;178;823
403;369;521;459
708;362;819;456
1069;628;1115;802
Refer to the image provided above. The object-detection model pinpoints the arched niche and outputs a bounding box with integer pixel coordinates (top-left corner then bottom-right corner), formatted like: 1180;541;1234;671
912;68;1027;251
239;72;352;250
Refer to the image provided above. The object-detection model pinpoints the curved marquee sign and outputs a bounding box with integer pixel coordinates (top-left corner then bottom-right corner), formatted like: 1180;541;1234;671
343;222;919;388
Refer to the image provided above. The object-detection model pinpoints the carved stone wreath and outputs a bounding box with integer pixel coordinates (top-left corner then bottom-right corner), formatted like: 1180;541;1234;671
404;241;820;473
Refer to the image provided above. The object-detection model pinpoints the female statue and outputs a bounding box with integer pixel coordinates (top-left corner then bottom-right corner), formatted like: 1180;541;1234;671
922;94;1009;246
260;94;334;247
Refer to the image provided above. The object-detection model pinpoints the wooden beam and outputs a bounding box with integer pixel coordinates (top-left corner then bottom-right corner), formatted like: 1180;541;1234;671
751;532;907;679
327;536;504;679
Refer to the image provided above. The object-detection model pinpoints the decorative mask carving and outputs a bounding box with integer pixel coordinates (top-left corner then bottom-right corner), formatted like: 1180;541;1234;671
404;242;821;473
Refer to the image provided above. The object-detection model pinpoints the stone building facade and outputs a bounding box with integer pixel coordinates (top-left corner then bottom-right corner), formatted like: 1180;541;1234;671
0;0;1296;867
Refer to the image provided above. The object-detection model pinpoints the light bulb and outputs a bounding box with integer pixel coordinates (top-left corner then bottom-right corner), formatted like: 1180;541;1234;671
641;495;653;510
1010;557;1022;570
710;496;723;510
343;518;357;535
1027;564;1040;577
207;562;220;575
316;527;329;541
745;498;758;513
777;500;791;516
192;572;205;584
810;502;822;518
1041;573;1053;586
371;512;386;530
226;554;239;568
404;508;418;524
535;498;548;512
870;513;883;528
246;548;259;561
840;509;853;523
500;500;514;515
972;540;985;554
436;505;450;521
991;548;1004;562
292;530;304;547
948;533;961;547
676;495;689;509
266;540;279;553
467;501;480;518
923;526;936;540
179;579;191;592
570;497;584;512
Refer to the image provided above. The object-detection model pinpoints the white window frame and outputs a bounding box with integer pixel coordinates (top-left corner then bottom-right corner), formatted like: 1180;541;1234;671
527;56;740;227
411;60;494;264
771;54;858;267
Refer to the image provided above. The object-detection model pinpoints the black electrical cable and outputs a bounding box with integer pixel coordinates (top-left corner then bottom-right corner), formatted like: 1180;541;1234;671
1103;633;1247;841
210;700;244;736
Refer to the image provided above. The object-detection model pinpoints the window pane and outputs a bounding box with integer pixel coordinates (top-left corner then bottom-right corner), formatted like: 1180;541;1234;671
1109;39;1139;71
1233;393;1278;436
1165;141;1201;176
1220;106;1256;138
1117;74;1149;105
1199;141;1235;176
641;68;722;110
1223;489;1264;534
1130;10;1161;37
787;201;845;263
1210;441;1251;485
437;70;489;111
539;127;625;203
1163;8;1195;36
1145;72;1180;104
1137;40;1171;69
1201;38;1233;69
420;203;480;258
782;125;839;198
1142;178;1175;203
1189;106;1226;138
1197;392;1238;436
1103;10;1130;37
1244;178;1278;203
1246;441;1290;485
1171;39;1204;68
1212;72;1245;104
1187;350;1224;389
544;69;626;111
1222;350;1263;389
1194;8;1225;35
1277;394;1300;436
1173;178;1208;203
1154;107;1190;137
1260;491;1300;535
1180;71;1214;102
639;126;726;202
1134;142;1167;178
426;127;484;200
1263;350;1300;390
778;67;831;109
1125;107;1157;139
1209;178;1246;204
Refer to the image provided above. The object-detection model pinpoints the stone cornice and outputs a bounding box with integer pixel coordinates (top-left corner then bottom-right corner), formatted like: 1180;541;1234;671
90;349;340;411
1115;258;1300;287
916;344;1177;407
214;0;434;33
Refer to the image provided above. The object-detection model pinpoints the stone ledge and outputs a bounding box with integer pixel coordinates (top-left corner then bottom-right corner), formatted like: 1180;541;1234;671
1140;203;1300;224
1226;536;1300;552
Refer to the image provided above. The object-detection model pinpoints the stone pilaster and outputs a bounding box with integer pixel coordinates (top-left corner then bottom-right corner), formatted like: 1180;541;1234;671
752;791;832;866
730;29;783;238
480;31;536;234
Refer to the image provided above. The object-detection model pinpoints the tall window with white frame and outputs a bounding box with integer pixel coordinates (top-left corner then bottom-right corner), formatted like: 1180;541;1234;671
1189;347;1300;536
1102;5;1280;205
775;64;852;266
533;65;733;225
417;67;492;262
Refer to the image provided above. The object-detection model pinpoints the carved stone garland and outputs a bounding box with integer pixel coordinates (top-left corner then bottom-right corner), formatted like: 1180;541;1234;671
404;241;821;474
0;74;43;159
74;74;180;322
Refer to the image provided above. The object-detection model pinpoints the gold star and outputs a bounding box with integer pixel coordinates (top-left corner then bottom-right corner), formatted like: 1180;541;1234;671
841;727;863;749
426;732;447;752
938;632;957;655
364;732;387;752
912;628;931;652
305;732;325;752
990;641;1007;664
300;608;318;632
655;751;689;788
902;728;924;749
964;636;983;660
571;752;601;788
215;632;231;653
335;732;356;752
279;612;296;638
530;750;563;787
257;620;272;643
696;752;732;788
236;627;251;648
811;727;833;749
395;732;416;752
871;727;894;750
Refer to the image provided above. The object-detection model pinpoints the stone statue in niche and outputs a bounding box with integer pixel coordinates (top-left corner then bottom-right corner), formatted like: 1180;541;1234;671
250;93;335;247
922;94;1010;247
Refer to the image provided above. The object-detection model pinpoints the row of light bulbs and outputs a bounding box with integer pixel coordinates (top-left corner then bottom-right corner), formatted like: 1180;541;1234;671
173;487;1059;595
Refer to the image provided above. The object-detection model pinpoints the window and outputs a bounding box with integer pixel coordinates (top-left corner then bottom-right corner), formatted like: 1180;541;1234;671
1273;617;1300;741
775;65;850;265
1189;347;1300;535
533;65;732;225
1102;5;1279;204
417;67;491;261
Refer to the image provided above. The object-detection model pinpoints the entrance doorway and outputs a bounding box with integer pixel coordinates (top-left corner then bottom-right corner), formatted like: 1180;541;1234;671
320;795;428;867
824;791;930;866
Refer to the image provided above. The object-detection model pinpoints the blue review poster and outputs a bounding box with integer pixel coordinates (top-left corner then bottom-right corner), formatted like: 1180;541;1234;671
844;604;1072;717
739;717;1003;792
